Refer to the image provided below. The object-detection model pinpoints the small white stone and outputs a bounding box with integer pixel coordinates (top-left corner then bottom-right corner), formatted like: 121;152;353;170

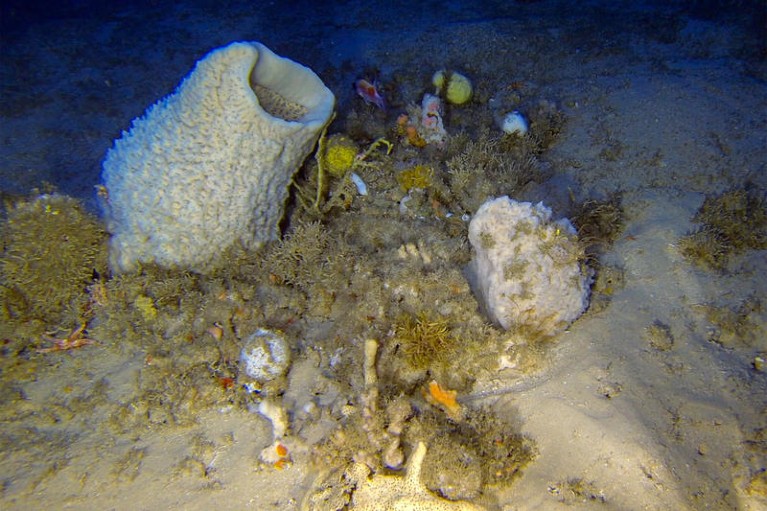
239;328;290;383
500;110;529;135
399;194;412;215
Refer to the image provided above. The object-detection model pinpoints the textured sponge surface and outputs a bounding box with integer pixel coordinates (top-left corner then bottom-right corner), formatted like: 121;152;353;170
468;196;592;336
101;42;335;273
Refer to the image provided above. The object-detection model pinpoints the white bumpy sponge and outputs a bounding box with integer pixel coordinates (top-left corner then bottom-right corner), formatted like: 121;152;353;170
468;196;592;336
101;42;335;273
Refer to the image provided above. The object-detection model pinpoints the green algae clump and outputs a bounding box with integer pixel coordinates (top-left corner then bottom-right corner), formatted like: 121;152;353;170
0;194;107;325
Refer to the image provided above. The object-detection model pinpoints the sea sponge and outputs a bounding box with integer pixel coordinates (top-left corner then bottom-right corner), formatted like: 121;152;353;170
467;196;592;337
101;42;335;274
239;328;291;385
446;72;473;105
323;134;358;177
419;94;448;145
433;69;473;105
432;69;448;89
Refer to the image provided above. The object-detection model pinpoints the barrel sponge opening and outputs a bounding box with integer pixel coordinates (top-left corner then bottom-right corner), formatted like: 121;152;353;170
100;41;335;274
248;42;331;123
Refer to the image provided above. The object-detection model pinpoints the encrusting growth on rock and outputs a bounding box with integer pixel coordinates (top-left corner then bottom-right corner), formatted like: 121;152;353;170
348;441;487;510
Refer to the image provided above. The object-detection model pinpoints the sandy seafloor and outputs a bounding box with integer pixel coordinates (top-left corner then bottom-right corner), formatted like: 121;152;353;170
1;1;767;510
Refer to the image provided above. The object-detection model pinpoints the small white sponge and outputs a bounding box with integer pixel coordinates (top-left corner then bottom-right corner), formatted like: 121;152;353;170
468;196;592;336
101;42;335;273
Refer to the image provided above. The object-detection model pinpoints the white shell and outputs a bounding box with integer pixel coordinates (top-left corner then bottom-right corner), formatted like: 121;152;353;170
399;194;411;215
500;110;529;135
350;172;368;196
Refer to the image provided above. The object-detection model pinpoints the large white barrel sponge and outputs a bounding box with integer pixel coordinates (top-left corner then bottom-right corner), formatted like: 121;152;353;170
101;42;335;273
467;197;593;336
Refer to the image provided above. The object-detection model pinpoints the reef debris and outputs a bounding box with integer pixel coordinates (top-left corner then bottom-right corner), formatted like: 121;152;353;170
347;441;487;511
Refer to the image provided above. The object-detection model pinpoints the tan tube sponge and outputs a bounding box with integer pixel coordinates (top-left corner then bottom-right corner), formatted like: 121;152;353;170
100;42;335;273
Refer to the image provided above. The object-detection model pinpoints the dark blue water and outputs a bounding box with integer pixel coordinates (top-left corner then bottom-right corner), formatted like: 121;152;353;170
1;0;764;207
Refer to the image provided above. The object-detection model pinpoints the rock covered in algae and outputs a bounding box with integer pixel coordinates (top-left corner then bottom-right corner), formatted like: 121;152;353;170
348;442;487;511
467;196;592;336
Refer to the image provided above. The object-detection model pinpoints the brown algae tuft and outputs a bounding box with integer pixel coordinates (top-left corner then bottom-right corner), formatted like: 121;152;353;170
397;165;434;192
643;320;674;352
571;195;625;257
262;221;333;289
680;186;767;270
0;194;108;326
697;296;764;348
395;311;457;370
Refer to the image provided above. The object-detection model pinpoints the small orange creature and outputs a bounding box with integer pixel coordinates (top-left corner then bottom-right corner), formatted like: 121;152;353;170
273;442;291;470
36;323;97;353
405;125;427;148
396;113;427;147
354;78;386;111
425;380;463;420
396;113;409;132
217;376;236;390
206;323;224;341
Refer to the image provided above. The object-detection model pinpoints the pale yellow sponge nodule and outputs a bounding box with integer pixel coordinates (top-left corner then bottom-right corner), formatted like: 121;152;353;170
432;69;473;106
324;134;359;177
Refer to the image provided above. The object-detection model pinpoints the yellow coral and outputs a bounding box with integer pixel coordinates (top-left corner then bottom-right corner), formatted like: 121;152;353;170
323;134;358;177
397;165;433;191
349;441;486;510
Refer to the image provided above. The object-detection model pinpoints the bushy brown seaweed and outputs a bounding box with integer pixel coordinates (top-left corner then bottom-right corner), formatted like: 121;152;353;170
680;186;767;270
0;194;107;328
